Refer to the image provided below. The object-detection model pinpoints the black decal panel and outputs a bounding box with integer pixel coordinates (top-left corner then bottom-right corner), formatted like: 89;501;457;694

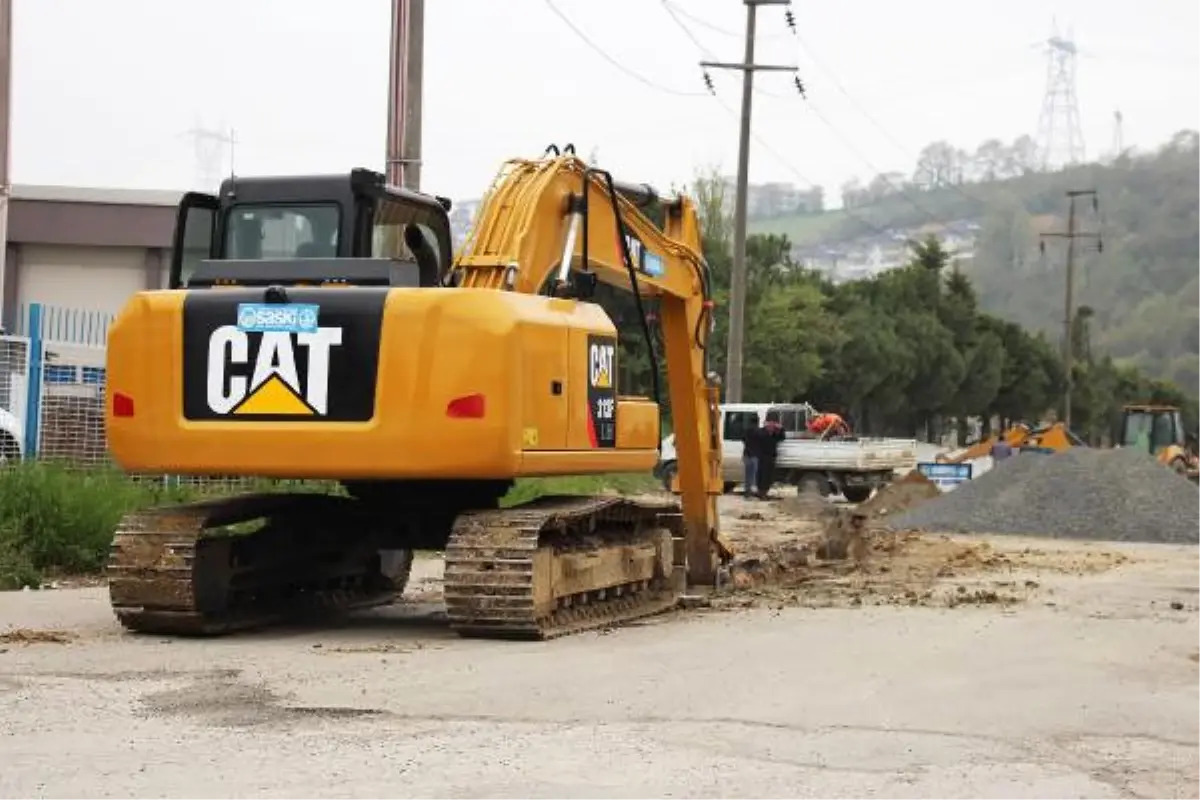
585;334;617;449
181;288;387;422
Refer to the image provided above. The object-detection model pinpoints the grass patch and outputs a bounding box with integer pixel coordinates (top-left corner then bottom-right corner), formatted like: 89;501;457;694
0;463;662;589
748;210;848;247
501;473;661;507
0;462;200;589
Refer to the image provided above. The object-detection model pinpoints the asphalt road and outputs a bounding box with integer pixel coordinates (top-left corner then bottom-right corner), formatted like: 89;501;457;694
0;540;1197;799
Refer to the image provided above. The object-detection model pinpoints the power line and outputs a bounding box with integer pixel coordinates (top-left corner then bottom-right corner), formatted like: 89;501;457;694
708;94;889;238
798;95;941;222
542;0;708;97
656;4;890;237
661;0;791;40
662;7;926;228
779;16;988;211
546;0;893;242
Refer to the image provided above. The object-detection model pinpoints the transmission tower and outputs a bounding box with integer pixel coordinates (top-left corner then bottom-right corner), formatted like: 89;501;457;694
1034;23;1086;170
184;119;235;191
1109;109;1125;159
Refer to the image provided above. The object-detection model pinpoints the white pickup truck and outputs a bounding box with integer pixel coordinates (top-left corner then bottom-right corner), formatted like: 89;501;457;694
654;402;918;503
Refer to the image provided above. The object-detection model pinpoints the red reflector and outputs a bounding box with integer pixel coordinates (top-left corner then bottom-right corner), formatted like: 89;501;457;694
113;392;135;418
446;393;486;419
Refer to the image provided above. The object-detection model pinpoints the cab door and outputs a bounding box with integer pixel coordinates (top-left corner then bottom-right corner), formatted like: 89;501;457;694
721;409;759;481
169;192;219;288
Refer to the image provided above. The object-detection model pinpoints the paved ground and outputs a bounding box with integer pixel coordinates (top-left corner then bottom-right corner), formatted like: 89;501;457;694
1;527;1197;798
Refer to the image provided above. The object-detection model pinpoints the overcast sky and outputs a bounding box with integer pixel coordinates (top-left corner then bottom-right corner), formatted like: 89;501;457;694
10;0;1199;204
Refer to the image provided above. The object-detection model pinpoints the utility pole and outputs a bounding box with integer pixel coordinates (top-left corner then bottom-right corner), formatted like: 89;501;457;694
701;0;796;403
1040;189;1101;429
0;0;11;332
386;0;424;191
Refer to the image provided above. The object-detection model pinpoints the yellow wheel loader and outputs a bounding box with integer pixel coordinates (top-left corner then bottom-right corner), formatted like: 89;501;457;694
1118;404;1199;482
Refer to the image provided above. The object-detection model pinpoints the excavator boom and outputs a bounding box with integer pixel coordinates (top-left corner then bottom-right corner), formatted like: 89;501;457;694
103;152;725;640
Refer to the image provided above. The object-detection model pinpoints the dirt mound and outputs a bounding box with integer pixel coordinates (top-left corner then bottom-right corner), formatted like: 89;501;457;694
859;470;940;517
885;447;1199;544
717;529;1129;611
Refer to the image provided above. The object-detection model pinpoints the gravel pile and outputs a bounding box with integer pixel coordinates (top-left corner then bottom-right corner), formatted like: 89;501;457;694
884;447;1200;544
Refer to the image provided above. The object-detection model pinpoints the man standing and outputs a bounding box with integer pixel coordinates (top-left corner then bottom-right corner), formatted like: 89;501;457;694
990;435;1014;463
755;412;786;499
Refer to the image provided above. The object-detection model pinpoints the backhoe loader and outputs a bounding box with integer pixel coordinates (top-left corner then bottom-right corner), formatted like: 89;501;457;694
103;149;726;640
1118;404;1199;482
935;422;1083;463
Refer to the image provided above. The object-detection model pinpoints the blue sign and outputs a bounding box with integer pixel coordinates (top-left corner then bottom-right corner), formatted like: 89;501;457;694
916;461;973;491
236;303;320;334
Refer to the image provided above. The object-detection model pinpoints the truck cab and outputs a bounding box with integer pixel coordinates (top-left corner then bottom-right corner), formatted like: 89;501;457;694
655;402;815;492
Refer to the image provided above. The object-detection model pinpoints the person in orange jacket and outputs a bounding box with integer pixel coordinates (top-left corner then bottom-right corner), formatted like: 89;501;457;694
808;411;849;437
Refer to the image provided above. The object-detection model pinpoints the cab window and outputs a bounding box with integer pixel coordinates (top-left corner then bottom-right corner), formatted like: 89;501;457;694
770;408;802;433
371;198;446;269
1150;412;1177;453
723;411;759;442
224;204;340;260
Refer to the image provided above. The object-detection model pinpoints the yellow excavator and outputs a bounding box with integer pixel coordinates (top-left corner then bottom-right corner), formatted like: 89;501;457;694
103;149;726;640
935;421;1083;463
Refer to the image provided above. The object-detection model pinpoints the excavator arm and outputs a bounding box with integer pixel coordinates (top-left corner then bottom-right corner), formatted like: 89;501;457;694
453;151;726;580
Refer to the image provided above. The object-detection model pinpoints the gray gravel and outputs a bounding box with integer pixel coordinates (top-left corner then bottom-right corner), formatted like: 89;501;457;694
886;446;1200;543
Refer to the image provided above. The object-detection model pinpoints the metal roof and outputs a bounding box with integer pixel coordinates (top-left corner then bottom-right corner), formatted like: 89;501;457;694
11;183;183;207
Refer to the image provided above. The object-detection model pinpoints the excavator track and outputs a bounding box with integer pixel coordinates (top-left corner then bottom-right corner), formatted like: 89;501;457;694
107;492;406;636
444;494;685;640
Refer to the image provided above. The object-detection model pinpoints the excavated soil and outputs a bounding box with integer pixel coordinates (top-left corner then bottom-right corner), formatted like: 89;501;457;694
0;628;77;646
713;474;1132;612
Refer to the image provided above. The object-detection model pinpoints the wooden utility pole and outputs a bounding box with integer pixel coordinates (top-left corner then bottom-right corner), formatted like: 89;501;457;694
701;0;796;403
1040;189;1101;429
0;0;11;331
386;0;424;191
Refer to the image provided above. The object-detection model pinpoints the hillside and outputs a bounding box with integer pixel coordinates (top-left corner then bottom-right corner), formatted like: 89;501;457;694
749;131;1200;391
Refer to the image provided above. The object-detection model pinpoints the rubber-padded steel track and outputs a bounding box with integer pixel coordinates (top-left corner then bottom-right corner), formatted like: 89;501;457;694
444;494;684;640
107;493;405;636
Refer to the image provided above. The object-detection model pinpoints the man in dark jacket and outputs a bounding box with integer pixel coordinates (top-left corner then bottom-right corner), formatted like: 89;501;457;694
750;412;786;499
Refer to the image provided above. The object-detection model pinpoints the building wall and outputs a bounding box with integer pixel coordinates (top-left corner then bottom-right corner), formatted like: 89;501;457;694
2;185;180;329
17;244;150;316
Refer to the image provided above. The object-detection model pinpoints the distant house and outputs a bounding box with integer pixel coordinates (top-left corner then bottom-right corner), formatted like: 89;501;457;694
789;218;981;283
720;178;824;219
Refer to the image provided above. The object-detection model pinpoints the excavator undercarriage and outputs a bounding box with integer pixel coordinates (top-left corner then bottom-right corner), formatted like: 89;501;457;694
107;489;685;640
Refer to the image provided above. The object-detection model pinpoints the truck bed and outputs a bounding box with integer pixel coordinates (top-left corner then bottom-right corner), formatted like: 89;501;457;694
775;437;918;473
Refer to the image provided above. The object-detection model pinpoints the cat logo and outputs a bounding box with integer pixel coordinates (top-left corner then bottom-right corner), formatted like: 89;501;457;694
588;341;615;390
206;325;343;416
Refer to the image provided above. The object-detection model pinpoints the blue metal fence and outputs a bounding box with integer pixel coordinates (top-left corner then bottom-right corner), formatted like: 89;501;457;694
8;303;114;458
12;303;114;348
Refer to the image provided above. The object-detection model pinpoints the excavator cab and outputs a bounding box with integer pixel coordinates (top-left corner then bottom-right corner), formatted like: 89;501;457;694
1119;404;1198;478
170;168;453;289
